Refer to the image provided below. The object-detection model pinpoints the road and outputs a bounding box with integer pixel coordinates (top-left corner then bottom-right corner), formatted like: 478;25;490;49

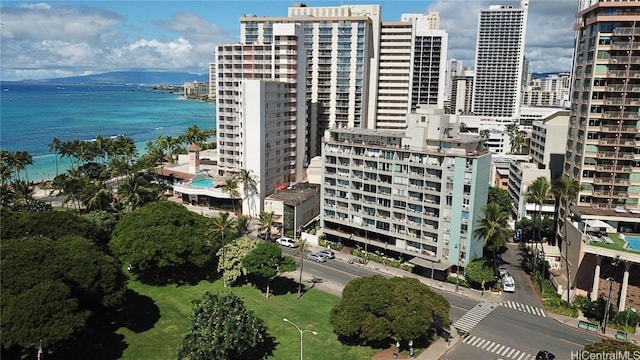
277;243;600;360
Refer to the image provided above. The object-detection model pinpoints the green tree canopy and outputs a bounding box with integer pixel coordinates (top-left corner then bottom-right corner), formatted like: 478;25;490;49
109;201;215;278
330;276;450;345
243;242;296;298
473;203;512;274
177;292;270;360
487;187;512;215
1;235;126;355
583;339;640;353
216;236;259;286
464;259;495;288
0;208;105;244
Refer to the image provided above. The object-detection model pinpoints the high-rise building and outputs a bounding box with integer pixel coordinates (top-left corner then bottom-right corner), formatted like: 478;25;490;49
320;106;490;273
401;12;448;112
522;73;571;108
445;59;464;102
240;4;381;158
564;1;640;214
215;23;307;214
451;69;474;115
375;12;448;129
375;20;413;129
472;0;529;118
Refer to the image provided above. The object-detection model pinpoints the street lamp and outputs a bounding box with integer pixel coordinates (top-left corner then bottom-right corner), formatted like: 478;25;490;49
283;318;317;360
603;277;614;334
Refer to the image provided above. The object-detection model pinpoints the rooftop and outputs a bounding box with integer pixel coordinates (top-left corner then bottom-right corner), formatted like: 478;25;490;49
267;183;320;206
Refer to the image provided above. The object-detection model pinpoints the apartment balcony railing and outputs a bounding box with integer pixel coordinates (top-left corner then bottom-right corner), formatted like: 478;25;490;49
595;164;633;173
613;27;640;36
593;177;631;185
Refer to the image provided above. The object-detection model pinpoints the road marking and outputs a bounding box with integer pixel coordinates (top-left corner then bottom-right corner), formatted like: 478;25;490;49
461;334;534;360
500;300;546;317
453;302;497;333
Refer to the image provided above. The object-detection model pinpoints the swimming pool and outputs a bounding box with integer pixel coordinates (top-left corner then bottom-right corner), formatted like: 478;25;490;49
625;235;640;251
191;178;213;187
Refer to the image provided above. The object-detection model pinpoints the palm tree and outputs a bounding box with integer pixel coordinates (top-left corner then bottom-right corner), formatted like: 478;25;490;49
473;203;511;275
525;176;552;288
295;238;312;299
551;175;581;304
58;168;85;212
505;121;519;154
257;211;280;240
480;129;490;140
11;179;34;203
235;169;258;217
82;180;113;211
209;212;237;287
118;174;154;211
221;178;240;214
48;137;61;178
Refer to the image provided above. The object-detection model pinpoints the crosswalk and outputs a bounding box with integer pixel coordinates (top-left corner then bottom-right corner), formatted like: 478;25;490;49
453;302;497;333
462;334;535;360
499;300;546;317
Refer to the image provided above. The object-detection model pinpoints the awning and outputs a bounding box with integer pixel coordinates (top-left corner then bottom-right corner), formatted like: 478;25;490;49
585;219;614;229
409;257;452;271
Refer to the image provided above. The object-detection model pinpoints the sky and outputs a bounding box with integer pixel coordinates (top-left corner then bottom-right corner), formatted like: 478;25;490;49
0;0;578;81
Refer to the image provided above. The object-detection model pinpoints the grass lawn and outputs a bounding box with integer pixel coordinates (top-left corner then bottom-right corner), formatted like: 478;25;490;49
116;277;378;360
589;233;639;254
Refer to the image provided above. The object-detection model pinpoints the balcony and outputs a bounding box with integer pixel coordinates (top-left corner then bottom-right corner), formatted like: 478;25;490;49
596;151;618;159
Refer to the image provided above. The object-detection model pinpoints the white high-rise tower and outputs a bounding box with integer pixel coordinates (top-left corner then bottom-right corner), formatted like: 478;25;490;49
472;0;529;119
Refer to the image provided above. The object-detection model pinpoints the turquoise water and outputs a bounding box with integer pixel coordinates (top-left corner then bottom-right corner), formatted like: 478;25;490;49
626;235;640;251
191;178;213;187
0;83;215;182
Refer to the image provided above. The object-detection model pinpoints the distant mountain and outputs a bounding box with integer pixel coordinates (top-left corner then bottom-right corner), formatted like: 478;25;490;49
10;71;208;85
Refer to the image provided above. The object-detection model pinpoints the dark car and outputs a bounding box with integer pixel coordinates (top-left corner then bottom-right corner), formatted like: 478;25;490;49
536;350;556;360
257;233;279;242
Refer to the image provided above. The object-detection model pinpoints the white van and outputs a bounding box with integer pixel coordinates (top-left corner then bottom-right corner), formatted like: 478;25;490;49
503;276;515;293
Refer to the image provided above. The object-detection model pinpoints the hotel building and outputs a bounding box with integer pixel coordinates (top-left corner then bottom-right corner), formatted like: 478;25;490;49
215;23;307;214
240;4;381;158
320;107;490;274
472;0;529;119
375;12;448;129
558;0;640;311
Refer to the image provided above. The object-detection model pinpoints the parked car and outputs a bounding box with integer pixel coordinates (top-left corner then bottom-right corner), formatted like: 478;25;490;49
305;252;327;262
317;249;335;259
257;232;279;242
503;275;515;293
276;237;298;248
498;264;509;277
535;350;556;360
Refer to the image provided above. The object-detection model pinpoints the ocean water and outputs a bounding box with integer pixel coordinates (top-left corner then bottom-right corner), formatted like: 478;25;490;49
0;83;215;182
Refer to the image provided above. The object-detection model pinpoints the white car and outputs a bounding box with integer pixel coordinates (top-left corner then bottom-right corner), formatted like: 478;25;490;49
503;276;515;293
276;237;298;248
317;249;335;259
305;252;327;262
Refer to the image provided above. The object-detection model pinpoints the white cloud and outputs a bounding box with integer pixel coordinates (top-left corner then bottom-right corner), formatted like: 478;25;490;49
0;3;234;80
0;1;576;81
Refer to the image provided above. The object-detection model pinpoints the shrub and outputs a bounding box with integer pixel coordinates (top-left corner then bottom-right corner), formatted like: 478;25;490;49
446;275;470;288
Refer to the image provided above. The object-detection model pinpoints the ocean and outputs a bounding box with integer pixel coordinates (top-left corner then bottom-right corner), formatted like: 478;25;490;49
0;83;216;182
